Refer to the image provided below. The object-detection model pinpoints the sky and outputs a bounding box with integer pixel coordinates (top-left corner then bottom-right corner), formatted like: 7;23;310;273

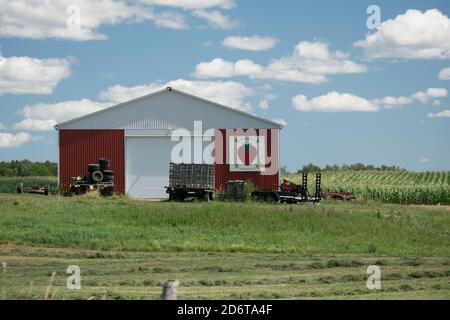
0;0;449;172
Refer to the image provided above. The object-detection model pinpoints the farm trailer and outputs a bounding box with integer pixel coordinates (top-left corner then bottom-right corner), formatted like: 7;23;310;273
165;163;215;201
251;173;323;204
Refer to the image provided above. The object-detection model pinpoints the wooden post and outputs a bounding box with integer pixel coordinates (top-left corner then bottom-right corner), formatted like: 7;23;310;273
161;280;179;300
2;262;6;299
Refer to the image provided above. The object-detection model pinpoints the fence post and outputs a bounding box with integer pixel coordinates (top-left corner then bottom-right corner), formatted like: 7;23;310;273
161;280;179;300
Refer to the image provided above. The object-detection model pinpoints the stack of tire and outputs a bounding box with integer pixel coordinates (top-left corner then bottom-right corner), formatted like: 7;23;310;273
87;158;114;183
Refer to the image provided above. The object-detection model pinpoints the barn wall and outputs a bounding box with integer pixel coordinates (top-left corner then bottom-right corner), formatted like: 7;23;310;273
215;129;279;192
59;130;125;193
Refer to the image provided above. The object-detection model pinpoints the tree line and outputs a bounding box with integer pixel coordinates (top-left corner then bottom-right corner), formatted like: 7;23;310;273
0;160;57;177
1;160;402;177
280;163;403;174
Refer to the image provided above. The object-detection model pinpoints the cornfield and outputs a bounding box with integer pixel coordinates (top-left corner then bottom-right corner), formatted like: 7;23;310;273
284;170;450;205
0;176;58;194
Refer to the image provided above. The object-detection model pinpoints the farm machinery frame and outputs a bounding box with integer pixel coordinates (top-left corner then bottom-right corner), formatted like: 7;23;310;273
64;158;115;197
251;173;323;204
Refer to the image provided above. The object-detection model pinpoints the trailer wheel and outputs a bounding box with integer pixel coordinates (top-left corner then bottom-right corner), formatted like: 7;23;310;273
265;193;279;204
43;184;50;196
251;191;264;202
100;186;114;197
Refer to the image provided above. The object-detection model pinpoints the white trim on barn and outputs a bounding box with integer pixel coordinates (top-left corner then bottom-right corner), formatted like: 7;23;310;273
55;87;282;130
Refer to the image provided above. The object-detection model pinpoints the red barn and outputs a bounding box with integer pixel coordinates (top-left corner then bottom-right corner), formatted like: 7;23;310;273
55;88;283;198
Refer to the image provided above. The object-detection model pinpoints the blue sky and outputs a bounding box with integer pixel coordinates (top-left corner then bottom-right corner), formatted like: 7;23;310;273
0;0;449;171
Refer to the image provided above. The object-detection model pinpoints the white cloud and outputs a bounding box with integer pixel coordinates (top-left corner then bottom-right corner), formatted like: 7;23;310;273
0;132;41;148
193;10;237;29
258;93;277;110
272;118;287;126
0;0;189;41
193;41;366;83
139;0;235;10
427;110;450;118
354;9;450;60
373;88;448;109
99;79;254;111
373;96;413;109
14;99;111;131
0;54;71;94
193;58;262;78
438;67;450;80
223;36;277;51
151;10;189;29
412;88;448;104
259;100;269;110
292;92;378;112
419;158;431;163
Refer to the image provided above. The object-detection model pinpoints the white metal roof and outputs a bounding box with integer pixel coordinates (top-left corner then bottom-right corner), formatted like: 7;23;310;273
55;87;283;130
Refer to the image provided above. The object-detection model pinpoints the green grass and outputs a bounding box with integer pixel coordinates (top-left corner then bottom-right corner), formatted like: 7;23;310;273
0;194;449;256
1;246;449;300
0;176;57;194
1;194;449;300
284;170;450;205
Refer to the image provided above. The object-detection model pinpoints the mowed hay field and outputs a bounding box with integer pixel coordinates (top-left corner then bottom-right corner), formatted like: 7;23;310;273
1;246;449;300
284;170;450;205
0;194;449;299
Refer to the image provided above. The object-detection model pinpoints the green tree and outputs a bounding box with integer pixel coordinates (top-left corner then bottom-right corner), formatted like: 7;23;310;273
298;163;321;173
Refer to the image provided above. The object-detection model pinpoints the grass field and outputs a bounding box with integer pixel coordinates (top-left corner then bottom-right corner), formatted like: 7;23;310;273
1;194;449;255
1;246;449;300
0;194;449;299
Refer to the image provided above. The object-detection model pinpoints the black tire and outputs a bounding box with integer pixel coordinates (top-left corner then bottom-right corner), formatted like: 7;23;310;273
88;164;100;173
100;186;114;197
43;184;50;196
17;183;24;194
103;169;114;175
103;170;114;182
91;170;104;182
99;159;110;171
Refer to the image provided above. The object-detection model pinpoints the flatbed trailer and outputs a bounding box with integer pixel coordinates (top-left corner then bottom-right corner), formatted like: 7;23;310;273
166;163;215;202
68;182;115;196
321;191;356;201
251;173;322;204
17;183;50;196
251;190;322;204
165;186;214;201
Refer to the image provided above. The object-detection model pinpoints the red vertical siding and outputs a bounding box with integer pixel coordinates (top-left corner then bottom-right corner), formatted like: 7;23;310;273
59;130;125;193
215;129;279;192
